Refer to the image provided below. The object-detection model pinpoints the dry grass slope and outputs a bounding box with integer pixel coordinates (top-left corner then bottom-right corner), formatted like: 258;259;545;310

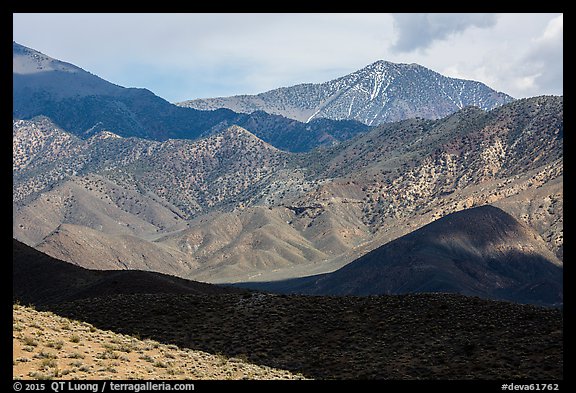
13;304;306;380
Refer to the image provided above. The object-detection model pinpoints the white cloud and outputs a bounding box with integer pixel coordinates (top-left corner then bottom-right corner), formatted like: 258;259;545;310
477;13;563;98
540;14;563;41
403;13;563;99
518;14;563;96
13;13;396;101
390;13;498;53
13;13;562;101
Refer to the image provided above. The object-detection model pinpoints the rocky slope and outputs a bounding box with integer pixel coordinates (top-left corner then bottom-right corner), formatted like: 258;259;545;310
13;120;295;225
179;60;514;125
13;96;563;285
294;96;563;259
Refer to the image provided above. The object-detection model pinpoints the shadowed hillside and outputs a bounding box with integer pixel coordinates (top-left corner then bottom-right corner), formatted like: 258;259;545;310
47;293;563;380
13;239;246;306
237;206;562;307
13;243;563;380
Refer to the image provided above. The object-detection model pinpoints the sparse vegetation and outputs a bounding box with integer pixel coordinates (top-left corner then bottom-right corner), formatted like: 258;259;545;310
21;336;38;347
13;96;563;283
69;334;81;343
46;340;64;350
13;303;306;380
32;292;563;380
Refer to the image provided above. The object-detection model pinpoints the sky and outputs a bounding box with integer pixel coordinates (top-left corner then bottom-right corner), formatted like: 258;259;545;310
13;13;563;103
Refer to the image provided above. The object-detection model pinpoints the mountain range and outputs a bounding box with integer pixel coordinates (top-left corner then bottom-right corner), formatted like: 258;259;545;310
12;41;564;380
13;41;369;152
178;60;514;125
13;42;562;307
13;95;563;294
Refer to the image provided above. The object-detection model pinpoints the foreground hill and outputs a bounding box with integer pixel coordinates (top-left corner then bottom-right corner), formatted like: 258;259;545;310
244;206;562;307
12;241;563;380
48;292;563;380
179;60;513;125
13;239;245;307
13;304;304;380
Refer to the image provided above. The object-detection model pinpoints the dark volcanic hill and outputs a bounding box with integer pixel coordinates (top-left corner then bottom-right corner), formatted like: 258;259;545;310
49;292;563;380
242;206;563;306
13;239;245;306
179;60;514;125
13;42;368;152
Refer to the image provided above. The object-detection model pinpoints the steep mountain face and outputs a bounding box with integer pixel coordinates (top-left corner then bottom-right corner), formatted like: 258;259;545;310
13;120;298;224
250;206;562;306
13;42;369;152
179;60;514;125
13;42;234;141
13;96;563;287
274;95;563;269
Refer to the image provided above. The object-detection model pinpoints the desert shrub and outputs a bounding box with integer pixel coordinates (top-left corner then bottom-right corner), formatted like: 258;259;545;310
46;340;64;350
21;336;38;347
40;358;58;369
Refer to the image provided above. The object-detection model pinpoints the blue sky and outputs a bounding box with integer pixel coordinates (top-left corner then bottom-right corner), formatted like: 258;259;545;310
13;13;563;103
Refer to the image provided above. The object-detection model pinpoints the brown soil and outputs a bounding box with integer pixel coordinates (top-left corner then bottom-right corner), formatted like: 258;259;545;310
13;304;306;380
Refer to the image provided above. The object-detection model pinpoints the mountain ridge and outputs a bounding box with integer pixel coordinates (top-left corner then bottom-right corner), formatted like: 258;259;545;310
178;59;514;125
13;96;563;286
13;42;370;152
